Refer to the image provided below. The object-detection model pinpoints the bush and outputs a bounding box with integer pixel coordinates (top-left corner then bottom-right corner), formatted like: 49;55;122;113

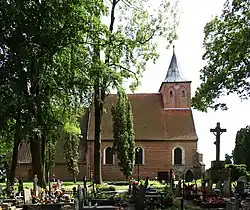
96;185;116;192
162;186;175;203
106;181;128;186
225;164;250;181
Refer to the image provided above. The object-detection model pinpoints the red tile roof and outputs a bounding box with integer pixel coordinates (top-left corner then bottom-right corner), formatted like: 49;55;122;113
18;93;197;164
88;93;197;141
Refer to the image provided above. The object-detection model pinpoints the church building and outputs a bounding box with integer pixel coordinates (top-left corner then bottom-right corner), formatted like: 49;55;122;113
86;47;204;180
16;47;204;181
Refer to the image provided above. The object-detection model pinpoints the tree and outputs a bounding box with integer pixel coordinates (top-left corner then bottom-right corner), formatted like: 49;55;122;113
111;90;135;179
232;126;250;170
225;153;232;164
63;122;81;183
192;0;250;111
0;0;100;187
225;164;250;182
90;0;179;183
126;97;135;175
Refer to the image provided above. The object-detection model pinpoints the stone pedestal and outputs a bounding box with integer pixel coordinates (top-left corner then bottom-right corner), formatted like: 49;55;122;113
211;160;225;169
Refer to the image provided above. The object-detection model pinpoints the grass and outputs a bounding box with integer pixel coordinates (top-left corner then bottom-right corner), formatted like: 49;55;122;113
1;179;203;191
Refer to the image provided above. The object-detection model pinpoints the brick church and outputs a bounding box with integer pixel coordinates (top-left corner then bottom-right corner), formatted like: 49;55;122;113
17;47;204;181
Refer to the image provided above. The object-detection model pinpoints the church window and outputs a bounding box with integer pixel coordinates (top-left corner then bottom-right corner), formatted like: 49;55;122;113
135;147;144;164
104;147;114;165
170;91;173;97
172;146;185;165
182;90;185;97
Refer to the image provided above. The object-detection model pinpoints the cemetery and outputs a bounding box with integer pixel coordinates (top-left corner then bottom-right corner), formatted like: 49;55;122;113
1;0;249;209
1;122;250;210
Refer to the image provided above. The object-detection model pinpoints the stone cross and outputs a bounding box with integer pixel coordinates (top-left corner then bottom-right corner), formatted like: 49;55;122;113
210;122;227;167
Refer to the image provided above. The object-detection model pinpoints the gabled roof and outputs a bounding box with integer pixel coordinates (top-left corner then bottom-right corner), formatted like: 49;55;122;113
164;46;187;83
88;93;197;141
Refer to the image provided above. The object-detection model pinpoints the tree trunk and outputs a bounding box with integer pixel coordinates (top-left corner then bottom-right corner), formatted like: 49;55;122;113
41;132;47;184
94;86;102;184
9;140;20;186
30;137;46;188
9;118;21;186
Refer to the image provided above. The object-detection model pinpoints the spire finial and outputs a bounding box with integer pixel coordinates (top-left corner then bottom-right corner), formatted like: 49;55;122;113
173;45;175;53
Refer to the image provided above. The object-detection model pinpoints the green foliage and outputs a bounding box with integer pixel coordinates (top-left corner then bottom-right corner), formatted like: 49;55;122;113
192;0;250;111
87;0;179;183
162;185;174;200
63;133;80;180
232;126;250;170
96;185;116;192
225;164;250;182
0;0;99;185
111;89;135;179
225;153;233;164
64;122;81;135
45;133;57;173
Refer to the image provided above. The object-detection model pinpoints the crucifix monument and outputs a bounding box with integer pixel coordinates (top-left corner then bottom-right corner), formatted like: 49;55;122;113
210;122;227;168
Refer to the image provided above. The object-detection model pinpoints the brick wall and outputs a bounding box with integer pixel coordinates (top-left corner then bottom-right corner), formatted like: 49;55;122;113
16;163;87;181
160;82;191;109
16;140;197;181
88;140;197;181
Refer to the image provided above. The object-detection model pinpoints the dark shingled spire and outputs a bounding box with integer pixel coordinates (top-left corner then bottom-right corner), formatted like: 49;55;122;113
164;45;186;82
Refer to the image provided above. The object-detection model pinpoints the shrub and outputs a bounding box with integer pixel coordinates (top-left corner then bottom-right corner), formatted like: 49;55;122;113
96;185;116;192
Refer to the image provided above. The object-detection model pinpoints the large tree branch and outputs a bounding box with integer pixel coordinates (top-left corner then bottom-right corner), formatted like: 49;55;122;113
108;63;138;81
136;29;157;45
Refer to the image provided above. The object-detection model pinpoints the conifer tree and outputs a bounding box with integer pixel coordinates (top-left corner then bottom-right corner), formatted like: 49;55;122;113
111;90;135;179
63;122;80;183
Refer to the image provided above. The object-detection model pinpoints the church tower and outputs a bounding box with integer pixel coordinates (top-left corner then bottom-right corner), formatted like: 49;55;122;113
159;46;191;110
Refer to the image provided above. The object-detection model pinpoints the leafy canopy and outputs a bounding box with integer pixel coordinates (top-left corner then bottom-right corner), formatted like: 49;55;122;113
90;0;179;91
232;126;250;170
192;0;250;112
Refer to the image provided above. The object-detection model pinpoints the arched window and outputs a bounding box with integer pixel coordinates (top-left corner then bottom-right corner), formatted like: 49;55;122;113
174;148;182;164
135;147;144;164
170;91;173;97
104;147;114;165
182;90;185;97
172;147;185;165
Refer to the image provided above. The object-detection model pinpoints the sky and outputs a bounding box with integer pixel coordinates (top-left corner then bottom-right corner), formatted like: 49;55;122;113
131;0;250;168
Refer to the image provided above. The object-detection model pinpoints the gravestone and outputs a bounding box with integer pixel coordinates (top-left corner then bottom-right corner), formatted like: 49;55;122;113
222;168;231;197
24;189;32;204
236;180;245;194
176;180;181;197
238;176;247;182
77;185;84;209
33;175;38;197
135;185;146;210
83;176;88;205
74;198;79;210
169;169;173;189
207;180;213;192
223;180;231;197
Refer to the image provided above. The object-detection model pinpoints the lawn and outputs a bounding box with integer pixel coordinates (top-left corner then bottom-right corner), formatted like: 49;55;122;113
0;179;202;191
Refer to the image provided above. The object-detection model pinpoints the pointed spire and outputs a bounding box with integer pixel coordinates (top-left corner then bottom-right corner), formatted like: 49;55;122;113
163;46;186;82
